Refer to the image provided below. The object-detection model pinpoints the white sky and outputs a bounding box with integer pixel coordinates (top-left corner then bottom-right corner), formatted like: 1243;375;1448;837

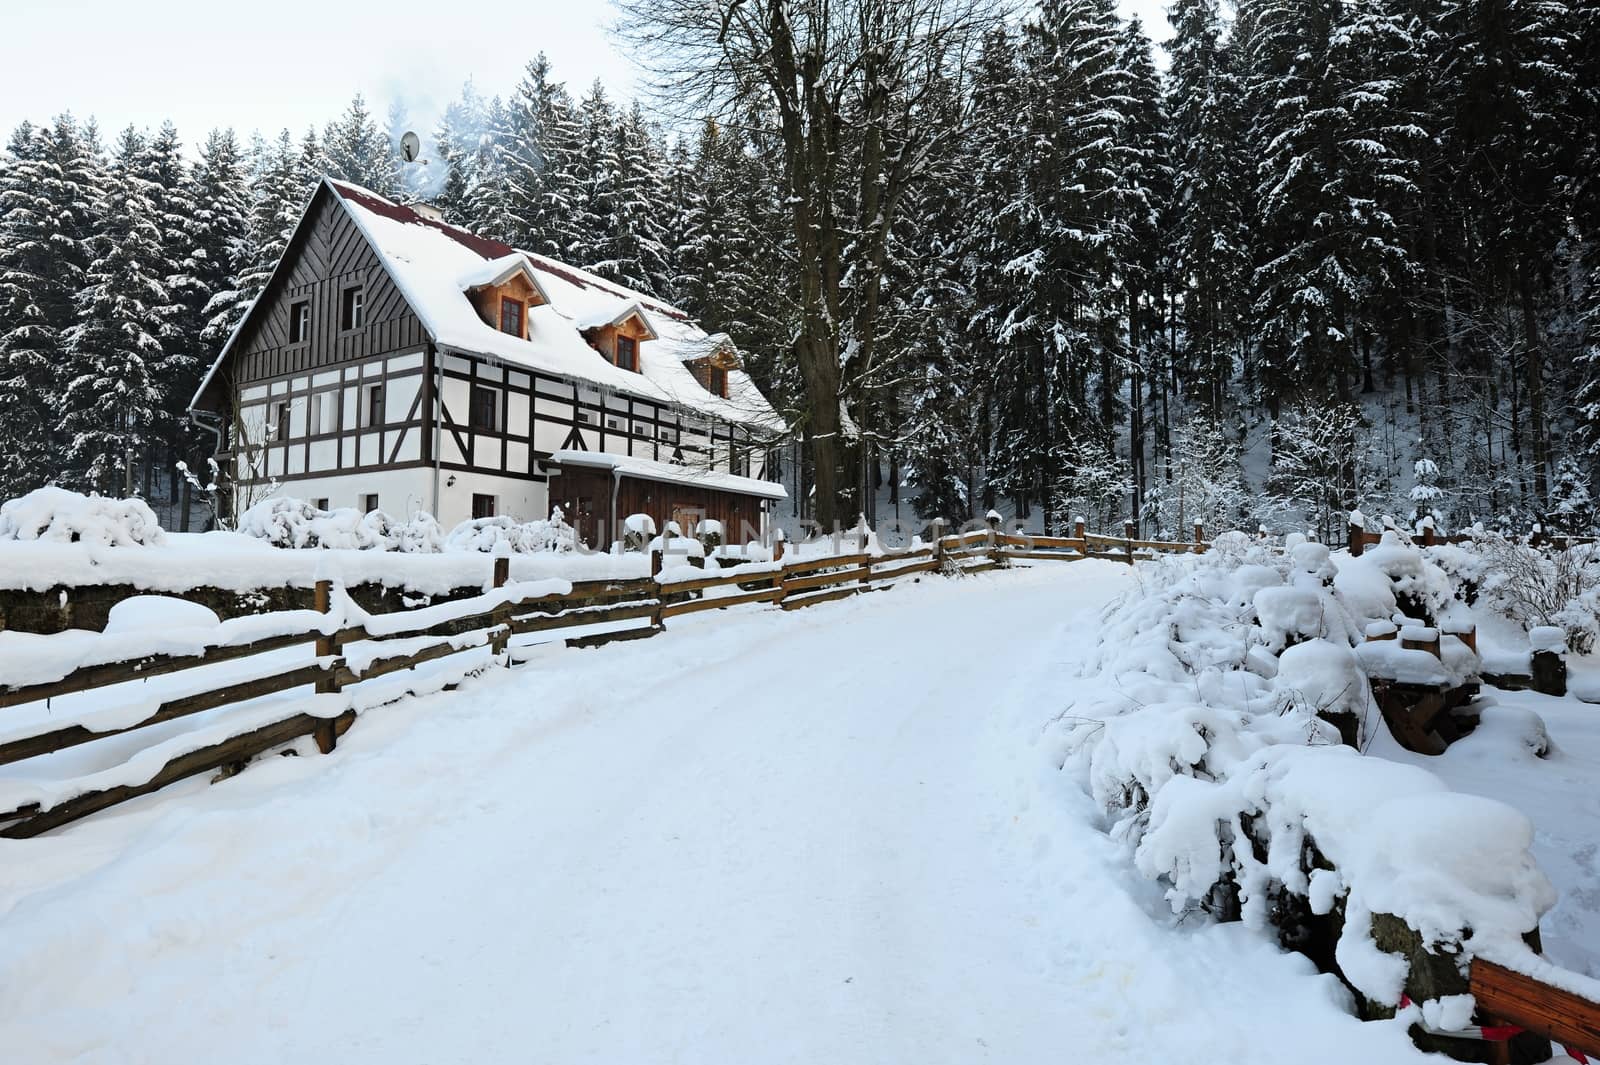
1;0;1173;148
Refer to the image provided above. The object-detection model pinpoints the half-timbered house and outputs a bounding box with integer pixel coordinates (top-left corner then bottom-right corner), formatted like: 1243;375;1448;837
190;178;788;544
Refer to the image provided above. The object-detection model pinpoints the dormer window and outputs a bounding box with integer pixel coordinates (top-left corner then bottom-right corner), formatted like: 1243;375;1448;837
616;335;638;372
499;297;524;338
709;367;728;398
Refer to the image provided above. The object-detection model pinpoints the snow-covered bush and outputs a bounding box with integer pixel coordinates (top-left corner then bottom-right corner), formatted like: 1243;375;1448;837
1062;544;1548;1009
696;517;725;551
0;487;166;547
1448;533;1600;653
622;513;656;552
443;510;577;554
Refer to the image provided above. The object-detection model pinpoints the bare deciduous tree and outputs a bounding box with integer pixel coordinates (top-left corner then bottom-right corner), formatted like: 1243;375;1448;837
616;0;1007;526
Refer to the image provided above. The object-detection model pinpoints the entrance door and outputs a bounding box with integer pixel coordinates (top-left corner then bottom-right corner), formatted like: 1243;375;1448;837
670;504;702;538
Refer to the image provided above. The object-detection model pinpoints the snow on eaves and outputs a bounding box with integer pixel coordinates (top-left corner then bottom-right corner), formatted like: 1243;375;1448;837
547;449;789;501
326;180;785;433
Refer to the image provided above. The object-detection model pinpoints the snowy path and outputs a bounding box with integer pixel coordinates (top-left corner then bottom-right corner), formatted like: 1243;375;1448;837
0;562;1427;1064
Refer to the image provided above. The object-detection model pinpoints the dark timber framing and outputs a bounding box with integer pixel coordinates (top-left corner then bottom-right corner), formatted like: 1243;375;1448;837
194;179;775;503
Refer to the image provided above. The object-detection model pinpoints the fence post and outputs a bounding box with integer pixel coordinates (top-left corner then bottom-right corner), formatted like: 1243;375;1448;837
1348;517;1365;558
313;578;344;754
931;518;946;566
1123;520;1136;566
1074;518;1086;542
1421;522;1436;548
1194;521;1205;553
490;554;511;658
772;529;785;563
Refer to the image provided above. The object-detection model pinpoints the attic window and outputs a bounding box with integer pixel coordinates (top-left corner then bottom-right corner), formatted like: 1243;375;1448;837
709;367;728;399
289;301;309;344
616;335;638;372
499;297;524;338
340;286;365;331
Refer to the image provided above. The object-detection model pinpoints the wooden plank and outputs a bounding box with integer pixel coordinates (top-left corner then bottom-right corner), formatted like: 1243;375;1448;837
782;566;872;595
1002;549;1086;562
566;577;658;600
565;624;662;649
1017;535;1087;551
656;570;776;596
510;601;658;635
1471;959;1600;1058
869;557;941;580
780;552;871;577
661;587;782;618
0;664;332;767
0;631;314;710
780;585;862;611
0;710;329;838
961;560;1001;575
334;633;498;688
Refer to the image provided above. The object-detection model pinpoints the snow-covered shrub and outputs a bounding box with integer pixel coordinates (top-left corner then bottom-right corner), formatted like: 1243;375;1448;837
390;511;444;553
444;510;577;554
0;487;166;546
696;517;725;551
1062;544;1546;1008
238;497;322;548
1458;534;1600;653
622;513;656;552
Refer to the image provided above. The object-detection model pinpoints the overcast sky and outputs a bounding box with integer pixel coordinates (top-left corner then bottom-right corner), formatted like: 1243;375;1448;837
1;0;1173;149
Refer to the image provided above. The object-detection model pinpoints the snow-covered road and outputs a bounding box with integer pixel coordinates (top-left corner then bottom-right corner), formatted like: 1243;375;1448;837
1;562;1428;1064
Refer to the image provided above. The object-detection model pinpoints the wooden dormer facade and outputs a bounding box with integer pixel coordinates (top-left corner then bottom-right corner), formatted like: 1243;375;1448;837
686;343;742;399
465;261;549;341
581;308;656;373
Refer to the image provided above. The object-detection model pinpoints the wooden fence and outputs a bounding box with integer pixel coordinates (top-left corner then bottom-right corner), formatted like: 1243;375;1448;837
1349;519;1600;556
1;526;1213;840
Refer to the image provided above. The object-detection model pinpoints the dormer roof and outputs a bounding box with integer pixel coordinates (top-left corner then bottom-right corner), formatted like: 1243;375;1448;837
576;299;659;341
457;253;552;306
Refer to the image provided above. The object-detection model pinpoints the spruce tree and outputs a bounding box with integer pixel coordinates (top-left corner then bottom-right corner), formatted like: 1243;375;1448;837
60;126;167;494
0;116;99;494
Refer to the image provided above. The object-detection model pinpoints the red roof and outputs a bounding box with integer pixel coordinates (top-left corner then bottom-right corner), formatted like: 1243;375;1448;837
327;179;687;321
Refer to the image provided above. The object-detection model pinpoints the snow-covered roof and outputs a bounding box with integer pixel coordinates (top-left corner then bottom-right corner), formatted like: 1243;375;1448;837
193;178;785;434
547;449;789;501
330;180;781;430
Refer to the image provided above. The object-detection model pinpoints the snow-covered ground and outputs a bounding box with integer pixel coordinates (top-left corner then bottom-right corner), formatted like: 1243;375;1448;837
0;561;1446;1064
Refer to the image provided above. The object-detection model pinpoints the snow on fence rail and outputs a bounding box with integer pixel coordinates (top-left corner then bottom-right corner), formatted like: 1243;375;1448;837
0;527;1196;839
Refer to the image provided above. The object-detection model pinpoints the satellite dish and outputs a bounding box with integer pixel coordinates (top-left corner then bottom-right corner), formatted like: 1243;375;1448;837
400;130;421;163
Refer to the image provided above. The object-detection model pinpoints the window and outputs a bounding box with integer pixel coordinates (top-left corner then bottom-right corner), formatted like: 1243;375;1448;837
499;297;524;337
730;449;746;477
615;335;638;372
362;493;379;513
313;497;330;511
271;401;290;442
309;392;336;435
340;286;365;331
709;367;728;398
289;301;309;344
364;384;384;428
470;384;500;431
472;494;497;519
